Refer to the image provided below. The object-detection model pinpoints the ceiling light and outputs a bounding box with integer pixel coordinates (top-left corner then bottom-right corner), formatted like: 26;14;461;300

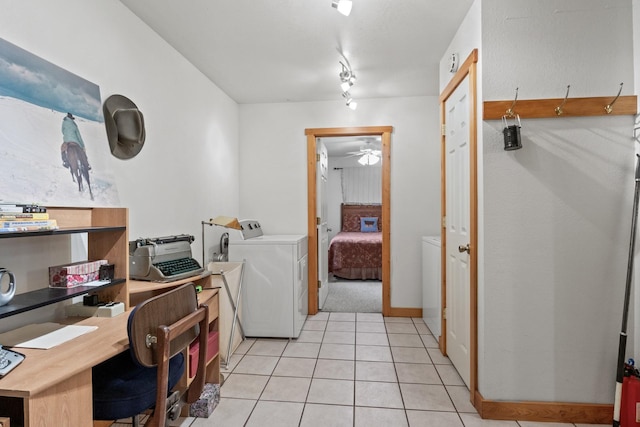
332;0;352;16
339;61;356;92
337;54;357;109
358;153;379;165
342;91;357;110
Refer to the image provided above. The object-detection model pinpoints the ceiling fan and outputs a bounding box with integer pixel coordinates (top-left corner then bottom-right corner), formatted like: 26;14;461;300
345;140;382;165
345;147;381;157
344;138;381;156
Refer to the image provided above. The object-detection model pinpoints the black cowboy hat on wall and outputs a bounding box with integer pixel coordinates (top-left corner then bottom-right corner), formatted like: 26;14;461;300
103;94;146;160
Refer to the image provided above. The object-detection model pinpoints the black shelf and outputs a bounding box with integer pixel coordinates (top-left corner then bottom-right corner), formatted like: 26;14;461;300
0;225;126;239
0;278;126;319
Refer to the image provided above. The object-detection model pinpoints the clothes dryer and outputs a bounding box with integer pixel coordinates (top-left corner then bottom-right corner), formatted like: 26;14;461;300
228;221;308;338
422;236;441;338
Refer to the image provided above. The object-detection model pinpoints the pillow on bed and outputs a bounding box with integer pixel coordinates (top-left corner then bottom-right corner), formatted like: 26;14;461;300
342;213;360;232
360;217;378;232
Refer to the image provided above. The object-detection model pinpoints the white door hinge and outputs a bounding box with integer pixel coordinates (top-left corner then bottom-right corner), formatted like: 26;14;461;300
316;153;321;162
442;216;446;228
441;124;446;136
443;307;447;320
318;280;322;289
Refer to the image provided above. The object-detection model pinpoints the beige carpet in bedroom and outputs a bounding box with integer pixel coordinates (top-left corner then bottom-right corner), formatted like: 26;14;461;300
321;279;382;313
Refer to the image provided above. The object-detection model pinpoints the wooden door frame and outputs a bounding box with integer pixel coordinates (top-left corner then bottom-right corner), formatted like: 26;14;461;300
439;49;479;406
305;126;393;316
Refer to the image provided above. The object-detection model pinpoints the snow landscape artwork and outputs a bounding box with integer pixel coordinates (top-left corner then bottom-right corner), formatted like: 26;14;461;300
0;37;120;207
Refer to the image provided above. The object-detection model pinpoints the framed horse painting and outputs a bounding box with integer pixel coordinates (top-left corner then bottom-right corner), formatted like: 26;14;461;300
0;37;120;207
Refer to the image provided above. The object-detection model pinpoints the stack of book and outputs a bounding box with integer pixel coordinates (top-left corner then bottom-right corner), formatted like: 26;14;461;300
0;203;58;232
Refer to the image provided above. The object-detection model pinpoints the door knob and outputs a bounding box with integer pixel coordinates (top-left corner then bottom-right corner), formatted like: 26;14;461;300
458;244;470;254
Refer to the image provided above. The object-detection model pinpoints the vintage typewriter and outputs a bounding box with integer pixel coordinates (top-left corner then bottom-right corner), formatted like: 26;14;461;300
129;234;204;282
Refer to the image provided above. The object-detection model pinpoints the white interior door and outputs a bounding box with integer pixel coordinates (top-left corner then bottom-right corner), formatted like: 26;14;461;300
445;75;471;388
317;140;329;309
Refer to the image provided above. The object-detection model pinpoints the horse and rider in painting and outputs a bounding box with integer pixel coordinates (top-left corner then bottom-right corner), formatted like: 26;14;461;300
60;112;93;201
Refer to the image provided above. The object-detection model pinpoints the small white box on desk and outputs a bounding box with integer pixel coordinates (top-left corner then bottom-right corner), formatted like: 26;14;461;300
66;302;124;318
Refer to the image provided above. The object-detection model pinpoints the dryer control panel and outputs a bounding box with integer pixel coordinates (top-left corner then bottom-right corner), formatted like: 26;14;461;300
239;219;263;239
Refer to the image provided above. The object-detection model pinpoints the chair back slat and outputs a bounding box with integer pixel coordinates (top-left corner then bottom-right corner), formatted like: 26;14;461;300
129;283;199;367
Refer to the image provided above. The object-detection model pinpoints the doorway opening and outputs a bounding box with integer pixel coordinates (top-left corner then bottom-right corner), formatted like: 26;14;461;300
319;135;383;313
306;126;393;316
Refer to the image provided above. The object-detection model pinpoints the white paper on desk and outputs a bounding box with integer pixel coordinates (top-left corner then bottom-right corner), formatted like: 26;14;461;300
0;322;98;349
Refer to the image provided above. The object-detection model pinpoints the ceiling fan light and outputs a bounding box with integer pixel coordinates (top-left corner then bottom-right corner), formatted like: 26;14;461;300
347;100;358;110
340;80;352;92
332;0;352;16
358;153;379;165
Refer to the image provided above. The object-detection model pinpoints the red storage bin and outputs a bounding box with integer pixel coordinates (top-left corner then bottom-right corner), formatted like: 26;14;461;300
188;330;219;378
621;375;640;426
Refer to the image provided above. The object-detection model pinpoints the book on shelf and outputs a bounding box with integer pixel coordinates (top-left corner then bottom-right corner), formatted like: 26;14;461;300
0;212;49;220
0;203;47;213
0;219;58;229
0;225;59;232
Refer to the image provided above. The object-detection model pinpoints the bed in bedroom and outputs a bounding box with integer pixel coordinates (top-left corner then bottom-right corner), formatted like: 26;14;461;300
328;203;382;280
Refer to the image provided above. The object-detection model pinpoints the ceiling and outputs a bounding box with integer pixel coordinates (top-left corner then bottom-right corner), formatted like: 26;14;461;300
118;0;474;105
320;136;381;158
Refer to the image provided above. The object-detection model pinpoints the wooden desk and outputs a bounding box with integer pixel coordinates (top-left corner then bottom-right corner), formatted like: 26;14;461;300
0;284;219;427
0;313;130;426
129;271;213;306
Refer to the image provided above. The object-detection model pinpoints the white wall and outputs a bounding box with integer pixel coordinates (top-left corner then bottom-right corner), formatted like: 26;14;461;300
0;0;240;264
239;97;440;308
439;0;482;95
0;0;240;331
442;0;635;403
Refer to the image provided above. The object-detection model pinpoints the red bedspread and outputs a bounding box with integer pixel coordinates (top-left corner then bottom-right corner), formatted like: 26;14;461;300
328;231;382;280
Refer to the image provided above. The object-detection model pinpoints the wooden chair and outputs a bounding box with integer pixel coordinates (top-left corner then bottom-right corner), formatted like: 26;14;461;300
93;283;209;426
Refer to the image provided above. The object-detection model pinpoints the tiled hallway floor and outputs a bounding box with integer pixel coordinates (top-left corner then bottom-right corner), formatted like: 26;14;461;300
118;312;608;427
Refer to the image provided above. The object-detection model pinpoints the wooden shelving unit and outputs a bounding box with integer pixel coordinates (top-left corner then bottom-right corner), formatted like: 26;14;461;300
0;278;126;319
0;207;221;424
0;207;129;318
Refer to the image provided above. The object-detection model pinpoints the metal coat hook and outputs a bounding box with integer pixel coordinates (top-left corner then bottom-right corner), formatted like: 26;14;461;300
555;85;571;116
506;87;519;117
605;82;624;114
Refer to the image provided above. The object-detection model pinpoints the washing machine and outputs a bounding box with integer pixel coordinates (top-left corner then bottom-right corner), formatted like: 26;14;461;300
422;236;441;338
228;220;308;338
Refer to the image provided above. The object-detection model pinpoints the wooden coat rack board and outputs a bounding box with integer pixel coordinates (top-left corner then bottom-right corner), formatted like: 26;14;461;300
483;95;637;120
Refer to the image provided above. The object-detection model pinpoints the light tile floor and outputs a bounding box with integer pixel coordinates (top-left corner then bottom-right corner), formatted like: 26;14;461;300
114;313;608;427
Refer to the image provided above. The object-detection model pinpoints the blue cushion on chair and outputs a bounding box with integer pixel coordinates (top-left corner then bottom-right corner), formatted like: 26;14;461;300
93;302;186;421
92;350;185;420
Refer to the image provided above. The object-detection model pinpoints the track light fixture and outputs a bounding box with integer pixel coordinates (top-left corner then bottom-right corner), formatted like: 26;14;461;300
337;50;357;109
342;91;358;110
331;0;353;16
339;61;356;92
